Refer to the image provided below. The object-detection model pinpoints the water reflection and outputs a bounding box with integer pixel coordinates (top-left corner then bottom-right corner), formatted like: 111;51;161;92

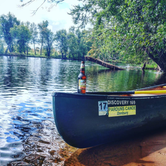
0;55;165;165
87;67;164;92
154;73;166;85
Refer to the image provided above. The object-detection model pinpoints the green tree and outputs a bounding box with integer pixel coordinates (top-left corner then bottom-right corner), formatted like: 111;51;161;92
67;27;77;59
38;20;49;55
0;13;20;53
43;29;55;57
55;29;68;59
75;29;88;60
10;24;31;54
69;0;166;71
24;21;32;55
67;32;77;59
30;22;38;55
67;27;92;60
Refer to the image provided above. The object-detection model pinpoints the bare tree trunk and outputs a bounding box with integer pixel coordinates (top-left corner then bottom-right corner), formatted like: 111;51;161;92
147;49;166;72
40;38;43;55
40;45;43;55
157;65;162;72
85;56;124;70
5;46;9;54
142;62;146;70
34;44;36;55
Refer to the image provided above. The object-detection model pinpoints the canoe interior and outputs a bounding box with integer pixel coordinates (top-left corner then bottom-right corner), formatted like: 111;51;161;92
86;84;166;96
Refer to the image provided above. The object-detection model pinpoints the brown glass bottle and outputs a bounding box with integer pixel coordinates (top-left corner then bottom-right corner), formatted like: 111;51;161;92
78;61;86;94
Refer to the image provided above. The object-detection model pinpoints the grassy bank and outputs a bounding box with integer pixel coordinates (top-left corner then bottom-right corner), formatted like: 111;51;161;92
0;52;59;59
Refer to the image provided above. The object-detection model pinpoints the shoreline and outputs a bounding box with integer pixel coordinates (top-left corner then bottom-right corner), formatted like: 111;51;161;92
0;53;158;71
0;53;83;61
64;128;166;166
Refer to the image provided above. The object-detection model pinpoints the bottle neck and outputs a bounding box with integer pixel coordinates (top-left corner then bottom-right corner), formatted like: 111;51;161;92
80;61;85;74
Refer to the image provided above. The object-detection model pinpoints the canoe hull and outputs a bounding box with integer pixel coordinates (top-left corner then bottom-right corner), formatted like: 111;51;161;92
52;86;166;148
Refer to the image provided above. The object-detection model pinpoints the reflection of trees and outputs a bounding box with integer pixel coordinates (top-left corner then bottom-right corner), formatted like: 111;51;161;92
154;73;166;85
86;67;162;92
58;60;78;89
136;71;166;89
0;56;164;94
0;56;58;93
40;59;52;85
1;57;28;89
3;58;13;87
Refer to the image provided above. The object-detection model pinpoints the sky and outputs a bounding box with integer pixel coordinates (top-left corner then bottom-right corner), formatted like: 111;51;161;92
0;0;80;33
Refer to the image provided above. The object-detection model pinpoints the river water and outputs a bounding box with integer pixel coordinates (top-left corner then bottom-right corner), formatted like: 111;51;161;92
0;55;166;166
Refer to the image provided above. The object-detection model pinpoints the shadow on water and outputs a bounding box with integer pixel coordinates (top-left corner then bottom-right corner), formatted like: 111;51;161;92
154;73;166;85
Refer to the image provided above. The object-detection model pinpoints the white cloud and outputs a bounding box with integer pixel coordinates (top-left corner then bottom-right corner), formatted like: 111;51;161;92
0;0;81;33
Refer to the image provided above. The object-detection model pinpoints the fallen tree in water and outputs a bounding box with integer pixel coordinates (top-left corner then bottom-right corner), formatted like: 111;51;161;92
85;56;124;70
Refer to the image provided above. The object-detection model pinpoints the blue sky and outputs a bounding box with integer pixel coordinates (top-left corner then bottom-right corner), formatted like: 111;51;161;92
0;0;80;33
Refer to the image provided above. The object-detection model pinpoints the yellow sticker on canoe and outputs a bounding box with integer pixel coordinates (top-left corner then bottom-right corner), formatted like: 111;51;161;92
108;105;136;117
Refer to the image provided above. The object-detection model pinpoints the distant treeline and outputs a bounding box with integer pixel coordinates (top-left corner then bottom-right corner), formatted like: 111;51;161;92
0;13;92;59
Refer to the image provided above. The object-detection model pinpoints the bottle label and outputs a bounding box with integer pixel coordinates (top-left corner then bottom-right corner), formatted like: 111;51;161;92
81;63;85;69
79;79;86;90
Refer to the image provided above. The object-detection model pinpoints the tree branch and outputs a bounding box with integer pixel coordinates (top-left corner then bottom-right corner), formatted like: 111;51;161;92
20;0;36;7
19;0;64;15
31;0;46;15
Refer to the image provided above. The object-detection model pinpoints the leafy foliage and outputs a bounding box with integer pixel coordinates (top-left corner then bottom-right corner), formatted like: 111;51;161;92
70;0;166;71
43;29;55;56
55;29;68;59
0;12;91;59
38;20;49;55
10;24;31;53
0;13;20;53
30;23;38;55
67;27;92;60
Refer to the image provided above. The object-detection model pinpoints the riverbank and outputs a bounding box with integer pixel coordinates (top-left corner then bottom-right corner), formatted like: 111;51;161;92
0;53;159;71
64;128;166;166
0;53;83;61
0;53;58;59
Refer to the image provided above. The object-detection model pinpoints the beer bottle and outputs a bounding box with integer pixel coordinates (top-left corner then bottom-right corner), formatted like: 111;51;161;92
78;61;86;94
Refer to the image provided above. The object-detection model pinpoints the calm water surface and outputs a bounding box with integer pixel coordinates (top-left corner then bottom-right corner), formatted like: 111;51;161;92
0;56;166;166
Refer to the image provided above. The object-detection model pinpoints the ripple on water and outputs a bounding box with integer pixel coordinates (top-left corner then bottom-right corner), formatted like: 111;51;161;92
0;142;24;165
0;57;84;165
0;94;65;165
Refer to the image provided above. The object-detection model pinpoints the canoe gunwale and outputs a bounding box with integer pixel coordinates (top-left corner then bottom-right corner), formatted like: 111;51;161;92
52;92;166;101
52;83;166;98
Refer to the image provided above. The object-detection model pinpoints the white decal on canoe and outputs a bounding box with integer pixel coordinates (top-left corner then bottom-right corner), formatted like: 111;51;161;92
108;100;136;106
108;100;129;105
98;101;108;116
